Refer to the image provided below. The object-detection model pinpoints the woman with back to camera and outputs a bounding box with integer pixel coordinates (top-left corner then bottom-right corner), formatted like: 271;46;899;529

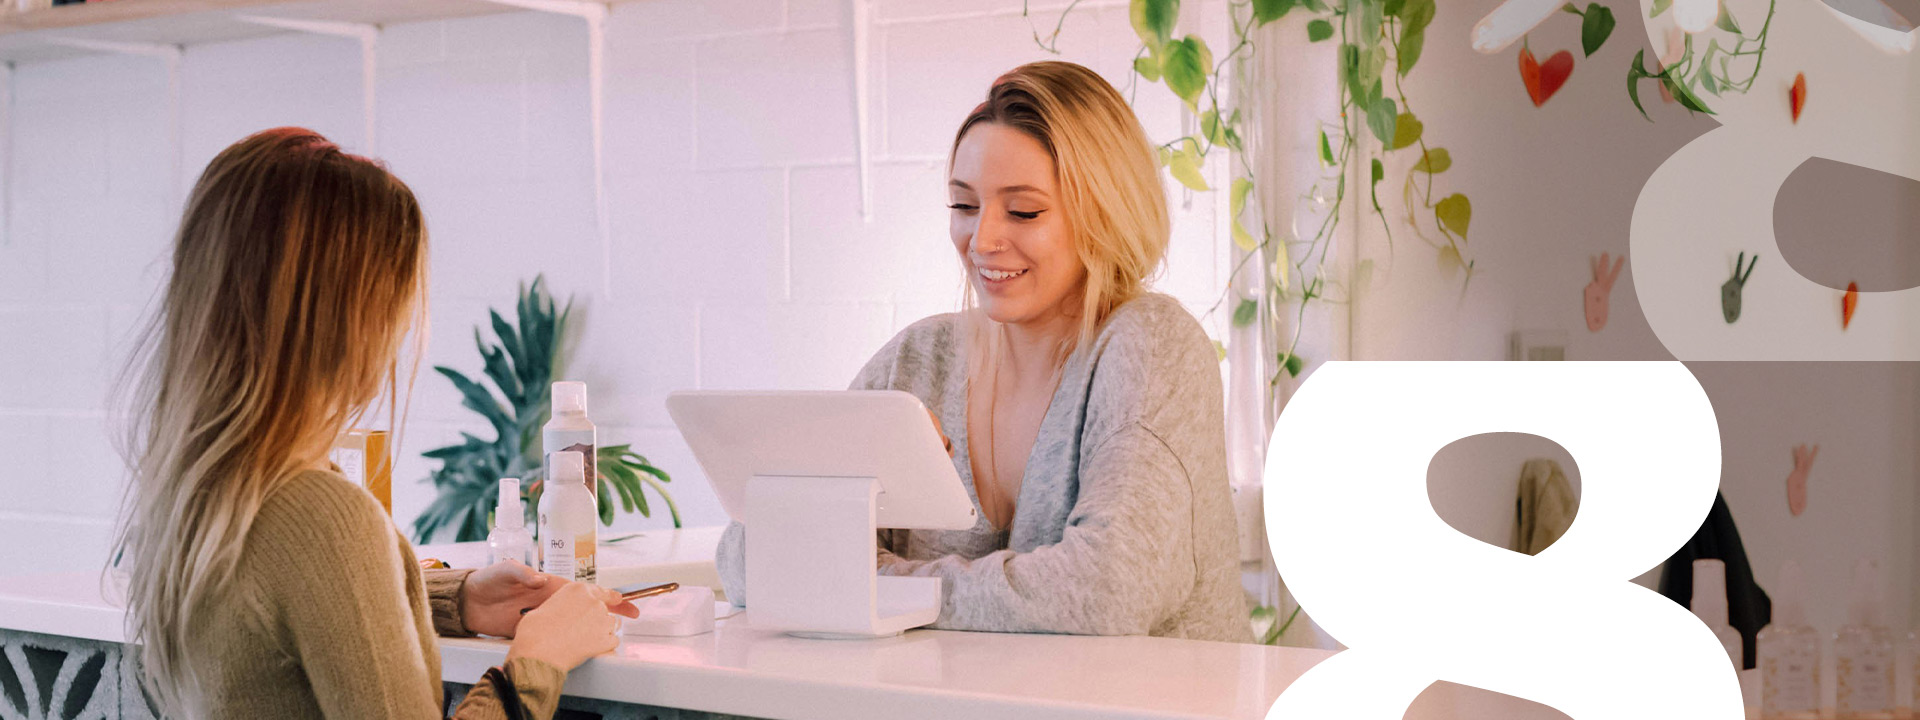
115;127;635;720
719;61;1249;642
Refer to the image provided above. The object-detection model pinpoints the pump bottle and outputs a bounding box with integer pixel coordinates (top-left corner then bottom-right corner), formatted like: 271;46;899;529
1834;559;1895;719
1759;560;1821;720
538;450;598;583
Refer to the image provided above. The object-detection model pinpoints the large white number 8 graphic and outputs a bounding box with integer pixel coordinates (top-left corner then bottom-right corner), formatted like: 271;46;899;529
1264;362;1739;718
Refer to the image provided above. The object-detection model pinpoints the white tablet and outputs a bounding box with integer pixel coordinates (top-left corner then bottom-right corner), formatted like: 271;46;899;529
665;390;978;531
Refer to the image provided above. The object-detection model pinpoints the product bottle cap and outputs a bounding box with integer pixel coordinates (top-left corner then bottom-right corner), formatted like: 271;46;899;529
552;381;588;416
496;478;523;530
551;451;586;485
1691;558;1730;626
1776;559;1808;627
1847;557;1883;626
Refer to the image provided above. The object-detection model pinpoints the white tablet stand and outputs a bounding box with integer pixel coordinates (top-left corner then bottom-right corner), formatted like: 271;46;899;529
668;390;978;638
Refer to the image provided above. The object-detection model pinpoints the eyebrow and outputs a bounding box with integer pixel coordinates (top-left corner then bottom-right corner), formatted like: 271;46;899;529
948;180;1050;197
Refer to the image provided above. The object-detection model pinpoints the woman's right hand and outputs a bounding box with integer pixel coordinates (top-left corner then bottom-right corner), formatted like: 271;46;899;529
504;581;623;671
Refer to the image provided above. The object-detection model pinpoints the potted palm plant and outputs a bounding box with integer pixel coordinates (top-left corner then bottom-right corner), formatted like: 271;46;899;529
411;276;678;543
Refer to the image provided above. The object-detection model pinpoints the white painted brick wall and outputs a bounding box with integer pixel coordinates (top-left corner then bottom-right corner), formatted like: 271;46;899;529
0;1;1230;576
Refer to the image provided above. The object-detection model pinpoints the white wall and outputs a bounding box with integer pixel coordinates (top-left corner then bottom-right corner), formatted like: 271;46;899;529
1380;0;1919;636
0;0;1236;575
1;0;1912;658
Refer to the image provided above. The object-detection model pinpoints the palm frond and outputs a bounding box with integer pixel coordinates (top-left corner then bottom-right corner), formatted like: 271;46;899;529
411;275;680;543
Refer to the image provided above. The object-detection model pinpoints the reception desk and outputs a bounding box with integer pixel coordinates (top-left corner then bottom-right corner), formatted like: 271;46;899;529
0;528;1593;719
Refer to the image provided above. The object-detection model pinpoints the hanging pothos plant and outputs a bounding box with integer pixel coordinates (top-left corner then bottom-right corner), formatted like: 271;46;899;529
1626;0;1778;118
1027;0;1470;391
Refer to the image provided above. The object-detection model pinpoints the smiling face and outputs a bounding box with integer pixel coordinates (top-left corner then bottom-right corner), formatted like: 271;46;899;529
949;122;1085;329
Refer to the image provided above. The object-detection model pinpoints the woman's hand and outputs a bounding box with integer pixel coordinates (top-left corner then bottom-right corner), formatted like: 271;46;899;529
462;560;637;638
505;581;626;671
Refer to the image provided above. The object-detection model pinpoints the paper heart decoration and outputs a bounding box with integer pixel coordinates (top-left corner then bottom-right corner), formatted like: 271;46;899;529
1843;281;1859;328
1519;47;1575;107
1790;73;1807;123
1786;443;1818;517
1585;253;1625;332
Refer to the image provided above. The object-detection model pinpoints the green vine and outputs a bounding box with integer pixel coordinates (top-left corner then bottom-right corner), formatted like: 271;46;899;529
1024;0;1472;394
1626;0;1778;119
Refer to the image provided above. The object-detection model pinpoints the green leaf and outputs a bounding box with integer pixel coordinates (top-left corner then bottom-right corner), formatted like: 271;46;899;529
1414;147;1451;173
1231;177;1253;218
1134;54;1162;82
1339;43;1363;99
1169;148;1209;191
1299;0;1327;11
1307;19;1334;42
1201;109;1230;147
1130;0;1180;51
1664;75;1715;114
1397;28;1427;76
1252;0;1295;25
1278;352;1306;377
1436;193;1472;238
1371;158;1384;184
1581;3;1615;57
1232;220;1257;251
1399;0;1435;34
1384;0;1407;16
1319;130;1335;167
1626;51;1653;121
1233;299;1259;327
1365;96;1398;145
1716;5;1741;33
1650;0;1671;17
1389;111;1422;150
1213;340;1227;362
1162;36;1209;109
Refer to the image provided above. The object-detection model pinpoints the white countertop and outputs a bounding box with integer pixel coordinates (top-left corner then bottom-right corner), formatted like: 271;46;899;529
0;528;1591;719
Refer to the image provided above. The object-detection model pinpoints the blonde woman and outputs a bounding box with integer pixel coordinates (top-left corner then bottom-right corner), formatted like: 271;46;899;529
719;61;1248;642
115;127;634;720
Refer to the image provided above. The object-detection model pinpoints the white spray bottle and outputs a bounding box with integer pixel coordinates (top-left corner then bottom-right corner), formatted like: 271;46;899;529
487;478;534;567
1692;558;1744;670
544;381;597;503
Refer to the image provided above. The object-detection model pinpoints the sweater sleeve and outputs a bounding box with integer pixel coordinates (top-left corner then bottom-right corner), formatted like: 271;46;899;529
449;657;568;720
250;476;568;720
427;568;475;637
877;423;1197;635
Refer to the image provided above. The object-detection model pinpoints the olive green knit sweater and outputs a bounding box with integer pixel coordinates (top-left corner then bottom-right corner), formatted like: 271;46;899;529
182;469;566;719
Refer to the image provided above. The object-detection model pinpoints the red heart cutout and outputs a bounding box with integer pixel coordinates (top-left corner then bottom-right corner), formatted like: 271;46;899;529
1520;48;1575;107
1843;281;1858;328
1790;72;1807;123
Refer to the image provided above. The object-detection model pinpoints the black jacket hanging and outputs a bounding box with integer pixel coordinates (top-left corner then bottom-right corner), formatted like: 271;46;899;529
1659;491;1771;670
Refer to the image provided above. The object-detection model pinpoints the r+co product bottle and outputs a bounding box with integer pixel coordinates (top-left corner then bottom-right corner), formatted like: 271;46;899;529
538;450;597;583
1759;560;1821;720
1834;558;1895;720
486;478;534;567
544;381;597;503
1692;558;1744;670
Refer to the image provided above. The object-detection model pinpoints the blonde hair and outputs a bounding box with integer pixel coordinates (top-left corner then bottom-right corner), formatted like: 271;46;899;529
113;127;428;715
951;61;1170;368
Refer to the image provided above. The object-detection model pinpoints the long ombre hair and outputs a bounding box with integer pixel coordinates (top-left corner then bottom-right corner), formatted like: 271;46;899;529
113;127;428;715
951;61;1170;370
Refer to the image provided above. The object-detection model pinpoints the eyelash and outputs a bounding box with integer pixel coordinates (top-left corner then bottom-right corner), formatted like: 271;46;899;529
947;204;1044;221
